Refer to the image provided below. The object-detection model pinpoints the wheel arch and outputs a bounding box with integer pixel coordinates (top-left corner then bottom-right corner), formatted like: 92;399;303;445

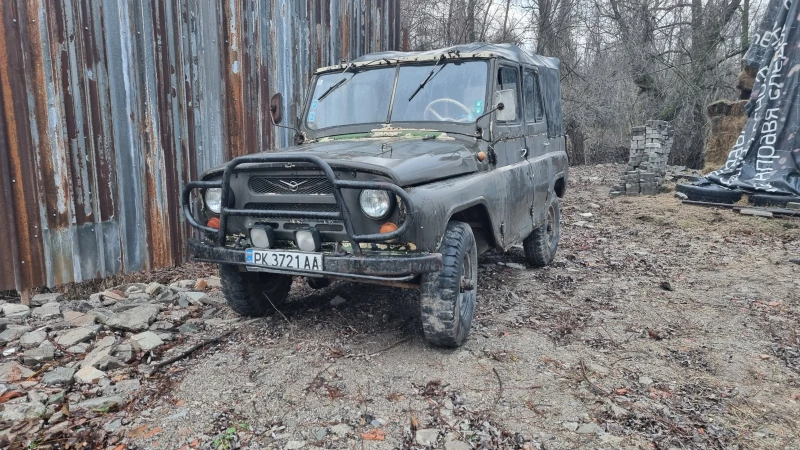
446;199;499;253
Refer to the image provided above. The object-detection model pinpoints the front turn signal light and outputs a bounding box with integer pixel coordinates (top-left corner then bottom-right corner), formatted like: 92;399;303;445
380;222;398;234
207;217;220;229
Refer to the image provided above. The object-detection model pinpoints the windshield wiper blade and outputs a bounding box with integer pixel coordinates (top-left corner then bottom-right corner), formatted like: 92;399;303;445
408;55;447;102
318;64;354;102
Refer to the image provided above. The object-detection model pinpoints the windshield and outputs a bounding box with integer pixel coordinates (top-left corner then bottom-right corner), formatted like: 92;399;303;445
306;60;488;130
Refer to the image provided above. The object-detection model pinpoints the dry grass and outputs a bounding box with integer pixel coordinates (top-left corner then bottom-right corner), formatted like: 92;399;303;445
703;100;748;173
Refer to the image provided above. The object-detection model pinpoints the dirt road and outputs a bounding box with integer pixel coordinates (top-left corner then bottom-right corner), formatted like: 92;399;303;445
64;165;800;448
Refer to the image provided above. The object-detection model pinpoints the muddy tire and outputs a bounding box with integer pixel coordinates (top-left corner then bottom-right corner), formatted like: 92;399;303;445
420;221;478;348
219;265;292;316
523;195;561;267
307;277;331;290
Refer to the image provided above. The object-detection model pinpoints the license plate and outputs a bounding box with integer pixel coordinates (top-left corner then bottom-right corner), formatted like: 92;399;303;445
245;249;323;271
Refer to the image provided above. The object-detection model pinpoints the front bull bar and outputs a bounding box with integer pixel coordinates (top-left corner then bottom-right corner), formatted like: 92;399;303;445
180;154;415;256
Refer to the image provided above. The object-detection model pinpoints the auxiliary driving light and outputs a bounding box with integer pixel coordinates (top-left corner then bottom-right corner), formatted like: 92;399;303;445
249;226;274;249
295;228;321;252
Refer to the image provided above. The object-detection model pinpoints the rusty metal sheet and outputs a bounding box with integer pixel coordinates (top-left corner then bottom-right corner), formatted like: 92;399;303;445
0;0;400;292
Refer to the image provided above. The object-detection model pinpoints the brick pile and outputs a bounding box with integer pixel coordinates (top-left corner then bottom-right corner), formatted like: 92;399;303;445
611;120;674;196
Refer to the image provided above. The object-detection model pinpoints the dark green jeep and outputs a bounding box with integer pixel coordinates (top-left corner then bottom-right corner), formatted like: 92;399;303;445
182;43;568;347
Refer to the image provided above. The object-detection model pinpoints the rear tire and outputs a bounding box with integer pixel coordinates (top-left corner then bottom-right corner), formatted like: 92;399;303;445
523;195;561;267
219;265;292;316
420;221;478;348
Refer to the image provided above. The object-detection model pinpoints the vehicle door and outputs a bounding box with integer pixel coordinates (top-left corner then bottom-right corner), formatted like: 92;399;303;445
522;68;552;225
492;63;535;246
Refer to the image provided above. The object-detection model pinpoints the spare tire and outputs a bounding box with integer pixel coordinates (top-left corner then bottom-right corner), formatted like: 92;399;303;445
749;193;800;208
676;183;742;204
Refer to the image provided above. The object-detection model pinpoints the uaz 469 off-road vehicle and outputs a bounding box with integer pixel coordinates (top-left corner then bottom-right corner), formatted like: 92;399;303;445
182;43;568;347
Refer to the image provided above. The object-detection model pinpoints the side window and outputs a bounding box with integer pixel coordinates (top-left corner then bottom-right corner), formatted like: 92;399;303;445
496;66;520;122
523;70;545;123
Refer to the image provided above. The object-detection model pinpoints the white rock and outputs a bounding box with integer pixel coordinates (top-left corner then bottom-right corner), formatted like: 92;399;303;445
329;423;351;437
19;329;47;348
72;395;124;412
31;302;62;320
129;331;164;351
43;366;77;385
145;282;165;296
81;335;118;368
63;310;97;327
103;305;159;331
74;365;107;384
0;325;31;344
31;292;63;306
0;361;35;382
329;296;346;306
285;441;305;449
1;401;46;421
2;303;31;321
415;429;439;446
55;326;98;347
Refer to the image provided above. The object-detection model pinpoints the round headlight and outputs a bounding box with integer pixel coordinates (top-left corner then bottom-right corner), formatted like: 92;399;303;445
359;189;393;220
204;188;222;214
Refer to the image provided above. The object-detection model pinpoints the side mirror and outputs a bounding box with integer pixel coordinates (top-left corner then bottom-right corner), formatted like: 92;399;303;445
269;93;283;124
493;89;517;122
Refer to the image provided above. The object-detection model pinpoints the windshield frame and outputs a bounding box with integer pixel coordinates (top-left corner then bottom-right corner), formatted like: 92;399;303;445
300;58;493;139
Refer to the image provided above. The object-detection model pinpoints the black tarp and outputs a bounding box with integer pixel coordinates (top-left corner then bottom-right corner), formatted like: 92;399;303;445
702;0;800;195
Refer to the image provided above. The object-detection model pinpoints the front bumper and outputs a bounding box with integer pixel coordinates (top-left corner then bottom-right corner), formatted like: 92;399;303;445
188;239;442;286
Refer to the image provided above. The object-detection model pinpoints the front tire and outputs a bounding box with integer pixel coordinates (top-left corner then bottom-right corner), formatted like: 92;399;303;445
420;221;478;348
523;195;561;267
220;265;292;316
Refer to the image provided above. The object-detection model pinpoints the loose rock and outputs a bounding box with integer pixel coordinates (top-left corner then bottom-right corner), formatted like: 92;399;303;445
55;326;99;347
415;429;440;446
23;341;55;365
31;292;63;306
2;303;31;322
0;325;31;344
1;401;46;421
102;304;160;331
72;395;124;412
19;329;47;348
74;365;107;384
0;361;35;381
31;302;61;320
43;367;77;385
330;296;347;307
129;331;164;351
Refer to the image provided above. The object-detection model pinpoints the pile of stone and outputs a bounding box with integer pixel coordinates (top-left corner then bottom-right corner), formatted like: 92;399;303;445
0;276;235;445
611;120;675;196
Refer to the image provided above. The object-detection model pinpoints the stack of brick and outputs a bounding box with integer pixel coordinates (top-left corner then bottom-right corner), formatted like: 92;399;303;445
611;120;674;196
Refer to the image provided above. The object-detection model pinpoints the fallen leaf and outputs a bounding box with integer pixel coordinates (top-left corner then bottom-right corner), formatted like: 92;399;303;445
615;388;629;395
175;399;185;406
767;301;779;307
648;329;663;340
189;439;200;448
410;414;420;430
144;427;163;438
127;425;150;439
112;445;126;450
386;392;405;401
0;390;25;404
362;429;386;441
790;392;800;401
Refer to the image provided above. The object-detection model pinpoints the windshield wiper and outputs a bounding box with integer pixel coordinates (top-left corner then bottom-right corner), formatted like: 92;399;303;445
318;63;354;102
407;55;447;102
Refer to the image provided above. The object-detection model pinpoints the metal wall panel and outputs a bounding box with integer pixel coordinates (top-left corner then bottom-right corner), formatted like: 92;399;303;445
0;0;400;291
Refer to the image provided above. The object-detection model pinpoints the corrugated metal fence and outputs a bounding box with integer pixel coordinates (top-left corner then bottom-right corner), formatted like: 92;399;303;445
0;0;401;292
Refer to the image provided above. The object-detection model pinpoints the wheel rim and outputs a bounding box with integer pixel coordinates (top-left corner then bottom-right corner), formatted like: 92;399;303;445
458;246;476;326
545;202;558;249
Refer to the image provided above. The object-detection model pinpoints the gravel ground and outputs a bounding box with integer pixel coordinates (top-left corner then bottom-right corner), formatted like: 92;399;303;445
12;164;800;449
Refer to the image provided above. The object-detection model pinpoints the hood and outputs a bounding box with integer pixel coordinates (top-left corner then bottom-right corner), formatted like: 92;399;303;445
204;133;481;186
